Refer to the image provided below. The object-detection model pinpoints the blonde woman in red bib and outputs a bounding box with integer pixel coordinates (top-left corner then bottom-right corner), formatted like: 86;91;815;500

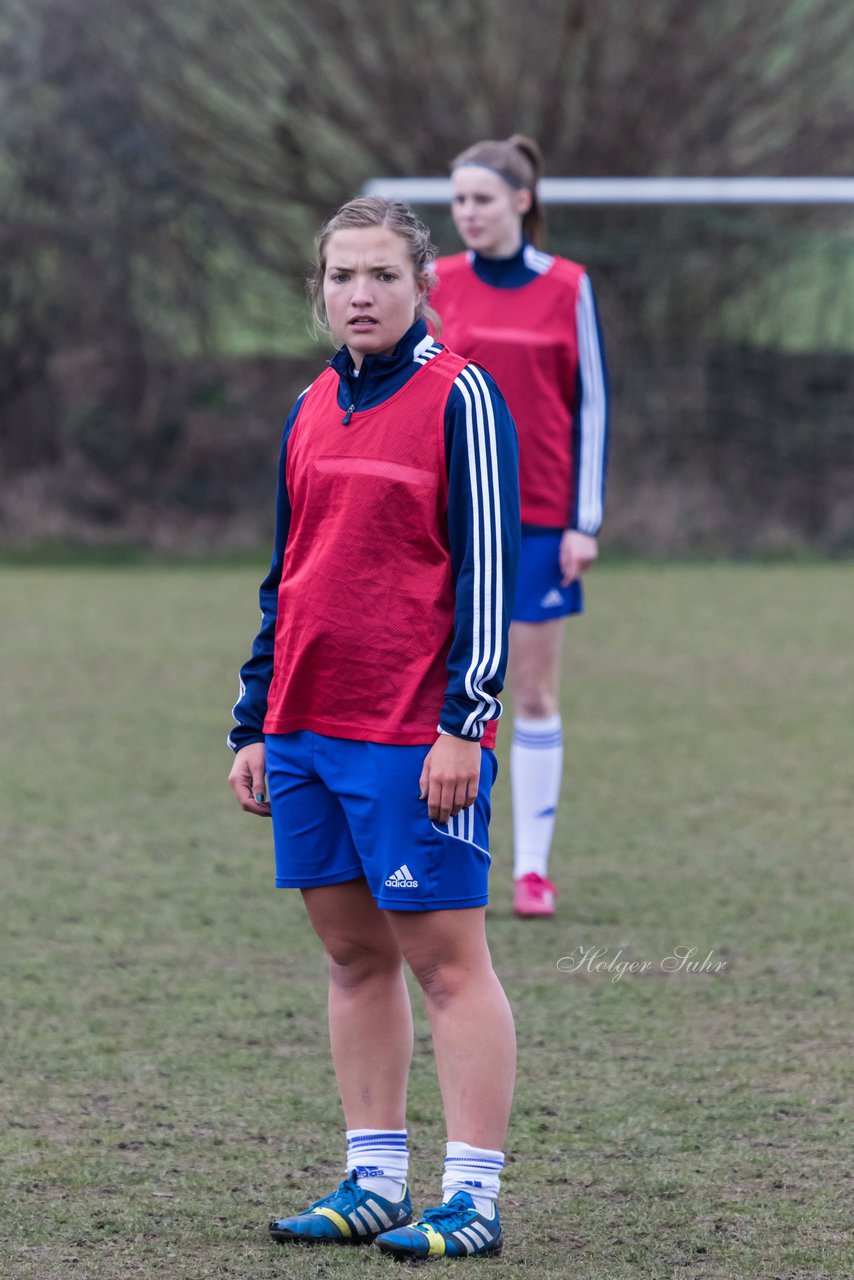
229;197;520;1259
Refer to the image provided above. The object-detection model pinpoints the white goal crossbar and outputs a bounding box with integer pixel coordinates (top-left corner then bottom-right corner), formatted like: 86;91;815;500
362;177;854;205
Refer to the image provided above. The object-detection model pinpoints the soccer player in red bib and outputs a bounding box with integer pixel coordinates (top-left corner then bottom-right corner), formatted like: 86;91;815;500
228;197;520;1260
431;135;609;919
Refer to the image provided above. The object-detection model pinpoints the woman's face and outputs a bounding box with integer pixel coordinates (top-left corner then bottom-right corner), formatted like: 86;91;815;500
451;165;531;259
323;226;425;368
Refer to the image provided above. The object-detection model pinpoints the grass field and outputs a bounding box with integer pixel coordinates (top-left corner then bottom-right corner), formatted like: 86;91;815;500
2;561;853;1280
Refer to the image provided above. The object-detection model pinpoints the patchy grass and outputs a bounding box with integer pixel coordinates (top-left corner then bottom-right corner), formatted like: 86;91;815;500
1;563;853;1279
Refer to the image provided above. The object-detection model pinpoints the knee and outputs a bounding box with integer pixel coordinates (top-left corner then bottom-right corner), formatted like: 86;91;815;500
326;936;402;991
408;957;471;1010
514;690;559;719
511;662;558;720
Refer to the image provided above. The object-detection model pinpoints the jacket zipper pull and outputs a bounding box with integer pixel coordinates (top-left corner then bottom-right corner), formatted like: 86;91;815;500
342;403;355;426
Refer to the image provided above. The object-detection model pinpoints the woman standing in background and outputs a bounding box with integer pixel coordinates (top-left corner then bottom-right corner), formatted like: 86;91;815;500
431;135;609;919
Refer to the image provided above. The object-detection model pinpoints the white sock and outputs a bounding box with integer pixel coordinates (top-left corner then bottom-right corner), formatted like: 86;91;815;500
511;714;564;878
442;1140;504;1214
346;1128;408;1201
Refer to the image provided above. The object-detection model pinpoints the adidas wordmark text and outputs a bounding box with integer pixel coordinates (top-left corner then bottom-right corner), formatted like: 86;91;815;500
385;864;419;889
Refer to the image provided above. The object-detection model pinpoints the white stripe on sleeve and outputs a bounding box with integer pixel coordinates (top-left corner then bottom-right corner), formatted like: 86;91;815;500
574;274;608;534
454;364;505;738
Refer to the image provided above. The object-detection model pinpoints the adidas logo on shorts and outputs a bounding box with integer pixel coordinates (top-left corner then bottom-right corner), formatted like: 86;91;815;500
540;588;565;608
385;863;419;888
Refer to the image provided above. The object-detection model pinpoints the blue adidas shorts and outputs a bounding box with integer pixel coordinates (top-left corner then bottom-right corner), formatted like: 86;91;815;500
512;528;584;623
265;732;498;911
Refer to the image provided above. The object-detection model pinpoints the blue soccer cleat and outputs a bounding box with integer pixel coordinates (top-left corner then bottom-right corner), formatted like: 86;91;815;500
375;1190;502;1259
269;1170;412;1245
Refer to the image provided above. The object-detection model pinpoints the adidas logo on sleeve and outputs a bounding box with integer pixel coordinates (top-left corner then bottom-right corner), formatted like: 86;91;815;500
384;864;419;889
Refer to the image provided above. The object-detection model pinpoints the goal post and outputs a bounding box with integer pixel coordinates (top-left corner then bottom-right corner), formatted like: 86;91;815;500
362;176;854;205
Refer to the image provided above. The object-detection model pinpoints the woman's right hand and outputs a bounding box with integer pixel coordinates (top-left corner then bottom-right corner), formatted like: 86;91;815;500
228;742;272;817
559;530;598;586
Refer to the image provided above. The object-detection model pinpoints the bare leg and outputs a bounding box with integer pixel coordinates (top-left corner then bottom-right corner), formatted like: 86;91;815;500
302;878;413;1129
508;617;565;718
385;907;515;1150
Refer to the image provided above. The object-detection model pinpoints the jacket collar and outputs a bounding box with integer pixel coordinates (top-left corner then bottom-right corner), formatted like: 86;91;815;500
330;317;431;385
469;240;527;272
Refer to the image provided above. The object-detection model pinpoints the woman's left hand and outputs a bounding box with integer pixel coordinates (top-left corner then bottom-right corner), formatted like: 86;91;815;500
559;530;598;586
419;734;481;824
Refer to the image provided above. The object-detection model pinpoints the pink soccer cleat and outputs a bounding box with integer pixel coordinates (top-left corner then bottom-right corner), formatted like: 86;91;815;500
513;872;557;918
